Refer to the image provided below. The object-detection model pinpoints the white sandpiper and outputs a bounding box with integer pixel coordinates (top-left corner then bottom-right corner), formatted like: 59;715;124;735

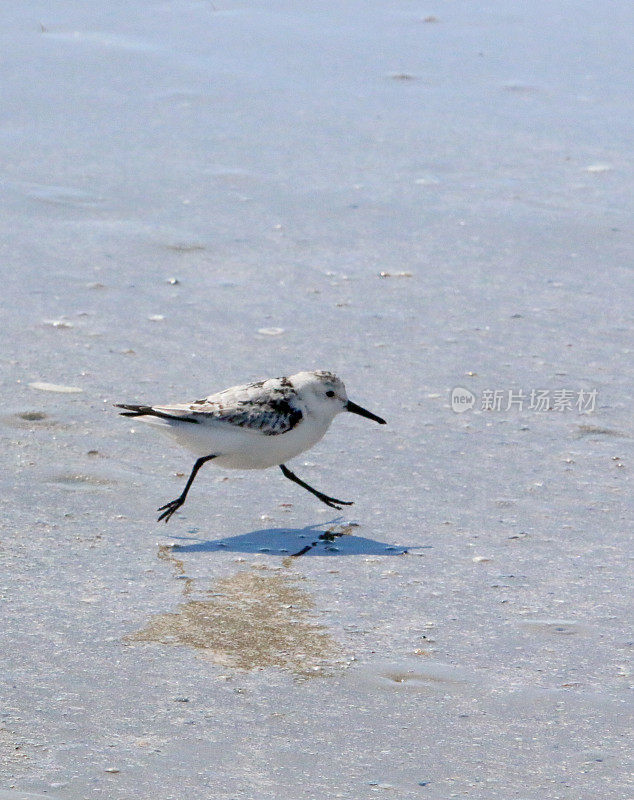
116;370;386;522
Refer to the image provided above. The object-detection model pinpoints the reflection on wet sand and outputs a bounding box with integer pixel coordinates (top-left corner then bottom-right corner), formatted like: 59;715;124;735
286;522;359;558
128;547;343;676
170;520;410;557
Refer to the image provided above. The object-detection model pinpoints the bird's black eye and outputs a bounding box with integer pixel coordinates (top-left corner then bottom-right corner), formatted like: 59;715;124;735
326;390;335;398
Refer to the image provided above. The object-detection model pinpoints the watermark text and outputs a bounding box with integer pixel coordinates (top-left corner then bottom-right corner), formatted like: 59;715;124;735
451;387;597;414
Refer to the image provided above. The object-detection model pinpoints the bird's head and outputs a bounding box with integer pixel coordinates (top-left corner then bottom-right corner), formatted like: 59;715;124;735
290;371;386;425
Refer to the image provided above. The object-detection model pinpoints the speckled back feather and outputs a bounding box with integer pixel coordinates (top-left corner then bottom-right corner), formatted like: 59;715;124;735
181;376;304;435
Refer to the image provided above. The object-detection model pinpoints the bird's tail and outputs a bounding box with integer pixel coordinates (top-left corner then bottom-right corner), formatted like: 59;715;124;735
114;404;199;424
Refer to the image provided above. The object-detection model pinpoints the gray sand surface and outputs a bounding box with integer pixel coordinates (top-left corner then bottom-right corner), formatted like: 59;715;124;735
1;2;631;798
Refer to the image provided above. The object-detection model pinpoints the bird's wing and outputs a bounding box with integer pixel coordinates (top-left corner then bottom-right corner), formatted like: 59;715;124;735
154;382;303;436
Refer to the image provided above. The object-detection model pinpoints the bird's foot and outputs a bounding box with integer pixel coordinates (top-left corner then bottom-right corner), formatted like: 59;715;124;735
157;497;184;523
317;494;354;511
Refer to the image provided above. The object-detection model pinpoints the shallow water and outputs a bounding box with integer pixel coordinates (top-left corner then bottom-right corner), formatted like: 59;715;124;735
1;1;632;798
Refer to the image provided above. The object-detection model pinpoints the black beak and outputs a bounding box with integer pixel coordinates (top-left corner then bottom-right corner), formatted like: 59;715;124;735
345;400;386;424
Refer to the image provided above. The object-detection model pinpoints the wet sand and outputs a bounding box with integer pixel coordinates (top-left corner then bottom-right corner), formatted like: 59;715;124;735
0;1;631;798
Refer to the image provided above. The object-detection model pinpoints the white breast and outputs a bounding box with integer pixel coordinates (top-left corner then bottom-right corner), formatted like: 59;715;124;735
137;413;331;469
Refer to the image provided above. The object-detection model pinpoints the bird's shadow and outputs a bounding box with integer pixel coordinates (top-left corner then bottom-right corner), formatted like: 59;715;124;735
169;519;414;558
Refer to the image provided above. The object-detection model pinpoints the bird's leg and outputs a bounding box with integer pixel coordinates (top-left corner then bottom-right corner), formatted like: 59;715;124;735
158;455;216;523
279;464;353;510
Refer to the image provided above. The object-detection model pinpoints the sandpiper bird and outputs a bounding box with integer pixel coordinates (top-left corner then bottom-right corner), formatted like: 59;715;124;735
116;371;386;522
